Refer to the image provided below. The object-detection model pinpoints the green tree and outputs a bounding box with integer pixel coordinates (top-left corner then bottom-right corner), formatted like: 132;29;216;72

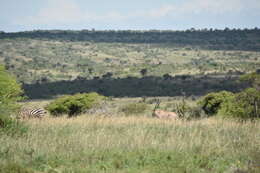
219;88;260;119
198;91;234;116
0;65;26;133
0;65;23;116
140;69;148;77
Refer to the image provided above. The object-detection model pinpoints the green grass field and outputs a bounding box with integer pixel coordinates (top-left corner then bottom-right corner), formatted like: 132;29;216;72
1;98;260;173
1;116;260;173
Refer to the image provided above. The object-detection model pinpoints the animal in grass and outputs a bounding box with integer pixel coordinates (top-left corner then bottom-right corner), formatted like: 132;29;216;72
152;99;178;119
18;107;47;119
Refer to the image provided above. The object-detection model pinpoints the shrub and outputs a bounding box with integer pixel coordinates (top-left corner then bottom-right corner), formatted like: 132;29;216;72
0;65;26;136
120;103;148;116
174;101;206;119
174;101;190;118
198;91;234;116
0;65;23;116
219;88;260;119
46;92;105;117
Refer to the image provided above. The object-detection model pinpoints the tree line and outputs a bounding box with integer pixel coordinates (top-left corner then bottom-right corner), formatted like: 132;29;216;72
1;28;260;51
23;74;247;99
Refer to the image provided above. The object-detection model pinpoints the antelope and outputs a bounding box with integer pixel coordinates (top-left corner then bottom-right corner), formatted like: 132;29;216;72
152;99;178;119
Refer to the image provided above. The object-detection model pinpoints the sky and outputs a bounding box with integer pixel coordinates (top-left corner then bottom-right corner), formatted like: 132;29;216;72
1;0;260;32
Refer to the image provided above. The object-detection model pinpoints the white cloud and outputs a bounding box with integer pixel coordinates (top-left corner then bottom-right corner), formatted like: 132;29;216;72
15;0;92;25
185;0;243;14
147;5;175;18
138;0;260;19
14;0;260;26
139;0;250;18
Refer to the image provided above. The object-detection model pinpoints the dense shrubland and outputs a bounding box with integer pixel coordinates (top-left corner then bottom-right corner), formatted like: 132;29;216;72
23;74;246;99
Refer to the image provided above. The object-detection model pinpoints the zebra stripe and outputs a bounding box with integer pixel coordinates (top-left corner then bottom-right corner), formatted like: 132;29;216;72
18;108;47;119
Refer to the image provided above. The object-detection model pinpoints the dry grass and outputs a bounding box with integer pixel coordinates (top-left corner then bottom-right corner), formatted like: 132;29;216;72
1;115;260;172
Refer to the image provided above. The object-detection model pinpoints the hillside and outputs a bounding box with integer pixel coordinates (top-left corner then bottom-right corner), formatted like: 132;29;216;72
0;29;259;98
1;29;260;50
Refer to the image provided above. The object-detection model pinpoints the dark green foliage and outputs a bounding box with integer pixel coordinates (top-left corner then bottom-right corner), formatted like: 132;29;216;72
46;92;105;117
0;162;33;173
23;75;243;99
163;73;172;80
120;103;148;116
219;88;260;119
1;29;260;51
199;88;260;119
140;69;148;77
198;91;235;116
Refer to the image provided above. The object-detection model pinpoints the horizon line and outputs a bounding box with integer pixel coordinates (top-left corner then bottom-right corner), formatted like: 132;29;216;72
1;26;260;33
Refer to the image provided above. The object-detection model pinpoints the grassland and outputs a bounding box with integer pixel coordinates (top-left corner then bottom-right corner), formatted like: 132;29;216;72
1;30;260;172
0;38;259;84
1;98;260;173
1;116;260;173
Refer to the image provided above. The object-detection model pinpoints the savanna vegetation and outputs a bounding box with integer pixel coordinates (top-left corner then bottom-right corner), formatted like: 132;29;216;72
1;116;260;173
1;29;260;99
1;72;260;172
0;29;260;172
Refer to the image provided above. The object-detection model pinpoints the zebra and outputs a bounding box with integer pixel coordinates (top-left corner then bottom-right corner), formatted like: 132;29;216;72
18;108;47;119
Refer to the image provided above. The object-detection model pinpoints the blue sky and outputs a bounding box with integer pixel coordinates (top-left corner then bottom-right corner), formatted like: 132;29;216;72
1;0;260;32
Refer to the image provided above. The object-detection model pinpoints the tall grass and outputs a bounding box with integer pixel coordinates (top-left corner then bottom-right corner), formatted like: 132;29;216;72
0;116;259;173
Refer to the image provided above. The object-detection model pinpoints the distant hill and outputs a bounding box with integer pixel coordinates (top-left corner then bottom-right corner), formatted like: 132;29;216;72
1;28;260;51
0;29;259;98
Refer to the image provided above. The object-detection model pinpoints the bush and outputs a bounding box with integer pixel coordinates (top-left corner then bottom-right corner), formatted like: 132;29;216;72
198;91;234;116
174;101;206;119
199;88;260;119
46;92;105;117
120;103;148;116
0;65;26;136
0;65;23;116
219;88;260;119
